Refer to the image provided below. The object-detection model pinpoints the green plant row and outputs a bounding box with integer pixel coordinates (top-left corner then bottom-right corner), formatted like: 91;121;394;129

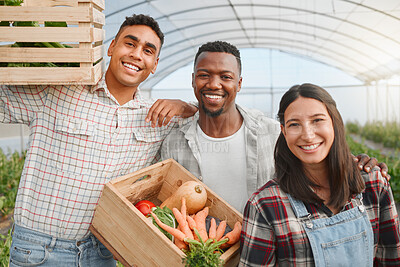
346;135;400;201
346;121;400;150
0;149;25;217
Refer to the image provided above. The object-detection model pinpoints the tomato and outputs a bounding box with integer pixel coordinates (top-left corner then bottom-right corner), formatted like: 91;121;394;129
134;200;156;217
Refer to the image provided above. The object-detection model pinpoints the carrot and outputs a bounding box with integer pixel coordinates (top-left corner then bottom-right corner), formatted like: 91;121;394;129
151;211;186;242
173;208;194;239
180;197;187;222
174;225;188;250
194;206;209;241
208;218;217;240
215;220;227;241
220;221;242;249
186;215;196;230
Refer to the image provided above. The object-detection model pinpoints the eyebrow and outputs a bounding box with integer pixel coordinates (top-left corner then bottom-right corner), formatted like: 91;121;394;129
124;34;158;52
285;113;327;124
196;68;235;74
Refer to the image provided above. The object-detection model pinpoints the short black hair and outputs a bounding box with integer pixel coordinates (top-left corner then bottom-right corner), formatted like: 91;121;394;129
194;41;241;74
116;14;164;48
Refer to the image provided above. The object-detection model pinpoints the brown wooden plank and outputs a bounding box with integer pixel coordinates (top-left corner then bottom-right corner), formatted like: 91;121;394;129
0;6;91;22
89;225;131;267
94;184;185;266
24;0;78;7
78;0;105;10
0;47;93;62
0;27;92;42
0;66;99;85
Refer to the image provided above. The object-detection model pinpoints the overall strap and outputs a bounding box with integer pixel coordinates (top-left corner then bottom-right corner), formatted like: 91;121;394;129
287;194;310;218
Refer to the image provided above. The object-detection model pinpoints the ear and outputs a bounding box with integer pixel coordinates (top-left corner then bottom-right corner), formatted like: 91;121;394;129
191;73;195;89
280;124;286;138
107;40;115;57
237;76;243;93
150;57;159;74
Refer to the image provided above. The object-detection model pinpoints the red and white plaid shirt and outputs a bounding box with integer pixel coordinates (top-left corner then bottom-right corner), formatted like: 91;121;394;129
1;78;181;240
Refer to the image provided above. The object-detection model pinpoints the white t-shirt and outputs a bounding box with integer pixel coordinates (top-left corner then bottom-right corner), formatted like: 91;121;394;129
197;123;248;212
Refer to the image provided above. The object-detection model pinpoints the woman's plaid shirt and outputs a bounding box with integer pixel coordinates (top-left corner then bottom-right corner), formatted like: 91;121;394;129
0;79;181;240
239;169;400;266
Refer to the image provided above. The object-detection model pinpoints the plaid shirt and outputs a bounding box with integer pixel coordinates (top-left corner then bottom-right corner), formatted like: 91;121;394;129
239;169;400;266
0;78;180;240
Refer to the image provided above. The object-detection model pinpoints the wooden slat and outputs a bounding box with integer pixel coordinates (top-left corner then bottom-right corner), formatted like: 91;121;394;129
0;47;93;62
0;27;92;42
79;0;105;10
0;6;91;22
93;183;184;266
92;28;104;43
93;45;103;62
92;6;105;25
92;59;104;83
23;0;78;7
0;66;99;85
78;1;92;69
89;225;130;267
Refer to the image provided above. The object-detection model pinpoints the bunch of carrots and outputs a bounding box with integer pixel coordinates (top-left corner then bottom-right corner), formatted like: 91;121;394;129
151;197;241;251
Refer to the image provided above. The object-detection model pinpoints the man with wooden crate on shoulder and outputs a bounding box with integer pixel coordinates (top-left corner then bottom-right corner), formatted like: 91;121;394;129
1;14;197;267
160;40;390;214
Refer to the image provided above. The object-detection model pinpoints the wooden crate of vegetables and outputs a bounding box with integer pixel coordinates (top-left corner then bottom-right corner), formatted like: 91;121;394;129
90;158;243;267
0;0;105;85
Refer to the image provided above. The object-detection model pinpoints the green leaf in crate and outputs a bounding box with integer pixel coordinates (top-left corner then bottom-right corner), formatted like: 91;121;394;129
13;21;39;27
45;21;67;27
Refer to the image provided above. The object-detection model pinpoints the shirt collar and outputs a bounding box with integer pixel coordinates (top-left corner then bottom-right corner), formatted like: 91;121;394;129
90;75;148;108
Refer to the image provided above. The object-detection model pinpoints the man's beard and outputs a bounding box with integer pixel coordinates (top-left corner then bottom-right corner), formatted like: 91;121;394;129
202;103;223;118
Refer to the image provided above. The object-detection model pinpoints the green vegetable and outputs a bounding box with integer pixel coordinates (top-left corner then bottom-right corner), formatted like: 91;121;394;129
1;0;23;6
182;229;228;267
13;21;39;27
151;206;177;241
45;21;67;27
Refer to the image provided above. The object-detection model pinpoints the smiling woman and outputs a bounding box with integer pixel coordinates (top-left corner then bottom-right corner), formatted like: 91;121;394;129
239;83;400;266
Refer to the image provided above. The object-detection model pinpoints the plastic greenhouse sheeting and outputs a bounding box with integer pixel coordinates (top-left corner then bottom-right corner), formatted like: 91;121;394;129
104;0;400;89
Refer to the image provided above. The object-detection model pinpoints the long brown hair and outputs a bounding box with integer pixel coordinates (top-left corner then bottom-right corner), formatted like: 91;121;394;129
275;83;365;209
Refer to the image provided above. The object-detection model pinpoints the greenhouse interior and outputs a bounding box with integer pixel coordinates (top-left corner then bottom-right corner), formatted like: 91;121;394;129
0;0;399;264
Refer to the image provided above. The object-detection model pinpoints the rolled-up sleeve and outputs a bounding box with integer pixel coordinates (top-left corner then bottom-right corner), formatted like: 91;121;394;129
0;85;47;124
239;199;276;267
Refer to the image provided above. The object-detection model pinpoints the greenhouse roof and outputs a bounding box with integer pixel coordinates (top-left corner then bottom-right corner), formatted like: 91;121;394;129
104;0;400;88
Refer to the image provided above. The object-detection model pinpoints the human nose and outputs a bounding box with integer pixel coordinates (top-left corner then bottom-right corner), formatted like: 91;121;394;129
207;76;222;89
129;47;142;60
301;123;316;140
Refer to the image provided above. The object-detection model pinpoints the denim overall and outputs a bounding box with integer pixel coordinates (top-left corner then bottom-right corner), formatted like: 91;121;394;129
287;194;374;266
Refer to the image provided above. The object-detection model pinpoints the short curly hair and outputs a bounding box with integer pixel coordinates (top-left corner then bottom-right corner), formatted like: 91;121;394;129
194;41;241;74
115;14;164;48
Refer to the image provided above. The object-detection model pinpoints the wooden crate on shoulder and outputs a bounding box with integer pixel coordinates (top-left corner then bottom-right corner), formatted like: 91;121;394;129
0;0;105;85
90;159;243;267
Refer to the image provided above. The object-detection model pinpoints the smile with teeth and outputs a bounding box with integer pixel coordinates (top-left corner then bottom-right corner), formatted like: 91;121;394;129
204;94;223;99
123;62;140;71
300;143;321;150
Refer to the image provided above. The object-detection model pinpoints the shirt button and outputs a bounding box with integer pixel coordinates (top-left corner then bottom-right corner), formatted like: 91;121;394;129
198;176;203;181
359;205;365;212
306;222;313;229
